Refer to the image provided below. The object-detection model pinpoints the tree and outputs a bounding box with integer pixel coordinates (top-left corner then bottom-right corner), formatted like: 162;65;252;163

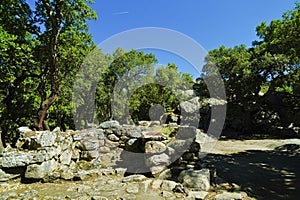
129;63;194;122
0;0;38;141
33;0;97;130
198;3;300;136
96;48;157;124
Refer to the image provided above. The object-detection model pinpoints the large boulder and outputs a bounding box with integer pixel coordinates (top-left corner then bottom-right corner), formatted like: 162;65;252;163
23;131;57;150
0;169;20;181
25;159;58;179
146;153;170;166
180;97;201;126
178;169;210;191
99;120;120;129
0;149;56;168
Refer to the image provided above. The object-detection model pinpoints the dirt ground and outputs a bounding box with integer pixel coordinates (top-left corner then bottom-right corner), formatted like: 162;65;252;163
201;138;300;200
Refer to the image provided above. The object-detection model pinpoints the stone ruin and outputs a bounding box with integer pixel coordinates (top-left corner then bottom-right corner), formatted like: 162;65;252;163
0;120;215;191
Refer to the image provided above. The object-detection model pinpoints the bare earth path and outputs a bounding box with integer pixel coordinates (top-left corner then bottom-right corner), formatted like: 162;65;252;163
202;139;300;200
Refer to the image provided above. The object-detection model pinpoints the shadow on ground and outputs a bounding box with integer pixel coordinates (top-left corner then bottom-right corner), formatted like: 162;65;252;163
203;144;300;200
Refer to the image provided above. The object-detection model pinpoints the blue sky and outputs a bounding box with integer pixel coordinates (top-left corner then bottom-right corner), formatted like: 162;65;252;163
89;0;297;50
27;0;298;78
88;0;298;77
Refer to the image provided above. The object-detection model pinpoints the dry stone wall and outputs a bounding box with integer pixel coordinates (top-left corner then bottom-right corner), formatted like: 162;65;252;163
0;121;211;190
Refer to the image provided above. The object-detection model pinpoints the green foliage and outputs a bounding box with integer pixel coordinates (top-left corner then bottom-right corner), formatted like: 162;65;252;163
129;63;193;122
0;0;97;140
196;3;300;135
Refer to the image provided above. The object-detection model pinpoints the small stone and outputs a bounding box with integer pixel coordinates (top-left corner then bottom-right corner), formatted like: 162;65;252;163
60;149;72;165
178;169;210;191
121;194;137;200
158;169;173;180
126;184;139;194
150;165;166;177
105;139;119;148
122;175;147;182
161;190;174;198
107;134;119;142
98;147;111;153
214;192;243;200
161;180;180;191
140;180;152;192
99;120;120;129
80;140;100;151
0;169;20;181
146;153;170;166
125;127;142;138
151;179;163;189
188;191;209;200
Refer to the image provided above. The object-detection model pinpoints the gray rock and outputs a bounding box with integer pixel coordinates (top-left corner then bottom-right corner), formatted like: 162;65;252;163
43;171;61;182
176;126;197;140
145;141;167;154
105;139;119;148
0;149;55;168
0;191;18;200
140;179;152;192
161;180;180;191
25;131;57;149
158;169;173;180
80;140;100;151
122;175;147;182
146;153;170;166
167;139;193;153
60;135;73;151
126;183;139;194
107;134;119;142
75;169;101;181
60;149;72;165
151;179;163;189
178;169;210;191
99;120;120;129
180;97;200;113
25;159;58;179
98;146;111;153
161;190;174;198
150;165;166;177
188;191;209;200
123;127;142;138
214;192;243;200
0;169;20;182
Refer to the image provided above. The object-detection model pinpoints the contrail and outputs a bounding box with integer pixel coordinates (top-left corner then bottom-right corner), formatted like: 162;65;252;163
112;11;129;15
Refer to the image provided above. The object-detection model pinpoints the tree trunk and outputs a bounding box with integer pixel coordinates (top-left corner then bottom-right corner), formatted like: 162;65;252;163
37;92;57;131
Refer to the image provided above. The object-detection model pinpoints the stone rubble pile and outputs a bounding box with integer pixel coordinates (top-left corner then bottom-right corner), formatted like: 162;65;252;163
0;120;252;200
